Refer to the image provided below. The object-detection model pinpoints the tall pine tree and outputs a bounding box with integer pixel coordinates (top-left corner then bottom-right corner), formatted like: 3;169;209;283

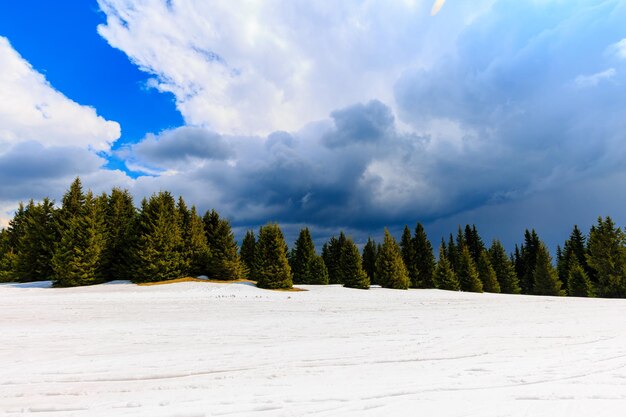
240;230;256;278
376;229;410;289
362;237;378;285
586;216;626;298
457;245;483;293
568;258;594;297
400;225;419;288
342;238;370;289
290;227;317;284
532;242;565;296
488;240;521;294
254;223;292;289
102;188;137;281
434;244;460;291
203;210;245;280
413;223;436;288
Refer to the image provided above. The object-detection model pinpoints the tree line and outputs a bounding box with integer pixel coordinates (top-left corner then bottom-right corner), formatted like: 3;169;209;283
1;178;625;297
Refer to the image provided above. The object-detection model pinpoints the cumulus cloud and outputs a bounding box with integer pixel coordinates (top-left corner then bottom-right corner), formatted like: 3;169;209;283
0;36;120;151
574;68;616;88
96;0;489;135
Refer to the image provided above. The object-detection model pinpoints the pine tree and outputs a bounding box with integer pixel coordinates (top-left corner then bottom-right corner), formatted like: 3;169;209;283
240;230;256;278
133;192;185;283
342;238;370;289
15;198;57;282
464;224;485;264
254;223;292;289
203;210;245;280
400;225;419;288
291;227;316;284
520;229;541;294
53;192;107;287
323;233;347;284
446;234;459;272
477;251;500;293
457;245;483;293
102;188;137;281
362;237;378;285
532;242;565;296
434;244;460;291
0;229;16;282
568;258;594;297
375;229;410;289
181;205;211;277
488;240;521;294
306;255;329;285
586;216;626;298
413;223;436;288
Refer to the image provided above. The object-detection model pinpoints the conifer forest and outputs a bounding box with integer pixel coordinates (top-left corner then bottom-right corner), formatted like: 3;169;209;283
2;177;625;298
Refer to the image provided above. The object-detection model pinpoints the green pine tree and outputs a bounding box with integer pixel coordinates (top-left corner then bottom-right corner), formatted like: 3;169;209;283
477;251;500;293
520;229;541;294
15;198;57;282
203;210;245;280
457;245;483;293
568;258;594;297
586;216;626;298
532;242;565;296
102;188;137;281
342;238;370;289
291;227;316;284
181;204;211;277
434;244;460;291
254;223;292;289
400;225;419;288
240;230;256;278
53;192;107;287
362;237;378;285
323;233;348;284
306;255;329;285
488;240;521;294
375;229;410;289
133;192;185;283
0;229;16;282
413;223;436;288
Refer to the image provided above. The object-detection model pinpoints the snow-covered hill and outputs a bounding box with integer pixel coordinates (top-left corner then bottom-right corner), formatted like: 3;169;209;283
1;281;626;416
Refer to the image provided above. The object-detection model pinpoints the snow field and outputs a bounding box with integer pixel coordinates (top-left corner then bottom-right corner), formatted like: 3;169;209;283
1;281;626;416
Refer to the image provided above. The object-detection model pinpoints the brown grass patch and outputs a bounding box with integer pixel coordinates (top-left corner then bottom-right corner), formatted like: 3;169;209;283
137;277;254;286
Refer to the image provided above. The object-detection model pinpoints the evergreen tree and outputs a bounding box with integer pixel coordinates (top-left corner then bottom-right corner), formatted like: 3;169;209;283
375;229;410;289
342;238;370;289
362;237;378;285
532;242;565;296
488;240;521;294
133;192;184;283
203;210;245;280
446;234;459;272
181;205;211;277
240;230;256;278
519;229;541;294
586;216;626;297
306;255;329;285
457;245;483;293
413;223;436;288
53;192;107;287
568;258;594;297
477;251;500;293
323;233;348;284
464;224;485;264
254;223;292;289
434;244;460;291
102;188;137;281
291;227;316;284
400;225;419;288
0;229;16;282
15;199;57;282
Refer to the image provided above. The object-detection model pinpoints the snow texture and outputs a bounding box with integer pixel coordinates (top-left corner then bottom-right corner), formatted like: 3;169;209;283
2;282;626;416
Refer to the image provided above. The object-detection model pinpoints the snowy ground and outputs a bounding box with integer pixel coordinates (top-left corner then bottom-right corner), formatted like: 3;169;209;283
2;281;626;417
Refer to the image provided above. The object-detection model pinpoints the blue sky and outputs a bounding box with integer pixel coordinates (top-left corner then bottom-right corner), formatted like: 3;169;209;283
1;0;626;251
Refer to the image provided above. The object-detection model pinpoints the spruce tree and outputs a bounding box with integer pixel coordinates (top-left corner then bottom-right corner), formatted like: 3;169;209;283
520;229;541;294
434;244;460;291
362;237;378;285
532;242;565;296
240;230;256;278
291;227;316;284
203;210;245;280
446;234;459;272
568;258;594;297
457;245;483;293
375;229;410;289
102;188;137;281
133;192;185;283
413;223;436;288
323;233;348;284
586;216;626;297
254;223;292;289
488;240;521;294
464;224;485;264
53;192;107;287
306;255;329;285
181;205;211;277
342;238;370;289
477;251;500;293
15;199;57;282
0;229;16;282
400;225;419;288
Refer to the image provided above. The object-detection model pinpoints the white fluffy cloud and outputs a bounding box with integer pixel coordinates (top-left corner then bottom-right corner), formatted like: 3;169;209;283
0;37;120;151
96;0;492;135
